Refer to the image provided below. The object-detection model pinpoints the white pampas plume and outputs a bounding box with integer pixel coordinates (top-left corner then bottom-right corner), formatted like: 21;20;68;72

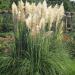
17;11;21;20
12;2;18;15
54;4;59;16
59;3;64;18
30;3;36;14
18;0;24;11
39;17;46;30
48;8;55;30
25;2;36;15
56;3;64;32
42;0;47;18
43;0;47;9
18;0;25;21
36;2;42;17
32;13;39;26
25;1;31;14
25;15;32;29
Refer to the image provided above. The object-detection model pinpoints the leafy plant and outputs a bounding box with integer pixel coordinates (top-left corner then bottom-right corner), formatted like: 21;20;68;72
0;0;73;75
0;0;10;9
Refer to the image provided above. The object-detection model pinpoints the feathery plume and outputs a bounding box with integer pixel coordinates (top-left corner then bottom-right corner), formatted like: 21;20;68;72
12;1;64;36
18;0;24;11
12;2;18;15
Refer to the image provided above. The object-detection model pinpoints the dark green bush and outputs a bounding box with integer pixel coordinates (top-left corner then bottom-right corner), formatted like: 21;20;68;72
0;13;13;32
0;0;10;10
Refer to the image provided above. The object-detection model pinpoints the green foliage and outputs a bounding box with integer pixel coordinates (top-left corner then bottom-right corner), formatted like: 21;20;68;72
0;13;13;32
0;0;10;9
63;0;73;11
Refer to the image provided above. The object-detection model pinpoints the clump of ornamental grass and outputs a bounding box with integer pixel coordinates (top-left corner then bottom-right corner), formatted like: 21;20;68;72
0;0;73;75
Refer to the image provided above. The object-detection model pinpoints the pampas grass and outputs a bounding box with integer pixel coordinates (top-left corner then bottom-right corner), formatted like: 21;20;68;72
0;0;73;75
12;0;64;34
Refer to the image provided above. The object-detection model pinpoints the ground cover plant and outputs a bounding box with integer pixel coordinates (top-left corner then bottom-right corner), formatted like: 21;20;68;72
0;0;75;75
